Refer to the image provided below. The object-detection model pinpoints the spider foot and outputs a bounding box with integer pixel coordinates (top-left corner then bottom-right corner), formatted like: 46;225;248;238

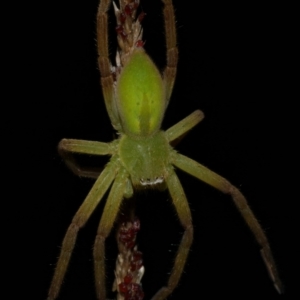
260;248;284;294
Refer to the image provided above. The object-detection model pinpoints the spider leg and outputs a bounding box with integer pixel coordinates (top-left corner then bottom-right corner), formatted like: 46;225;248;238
172;153;284;294
93;167;129;300
152;167;193;300
58;138;116;179
97;0;122;131
166;110;205;142
162;0;178;105
47;158;119;300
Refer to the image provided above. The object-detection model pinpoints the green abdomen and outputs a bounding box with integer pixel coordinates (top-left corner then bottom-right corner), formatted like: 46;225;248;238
116;49;165;136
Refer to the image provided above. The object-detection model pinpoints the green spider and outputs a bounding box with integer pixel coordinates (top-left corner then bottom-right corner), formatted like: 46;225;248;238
48;0;283;299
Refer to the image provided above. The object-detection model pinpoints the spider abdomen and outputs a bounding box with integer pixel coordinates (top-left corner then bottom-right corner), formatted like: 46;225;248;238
116;48;166;137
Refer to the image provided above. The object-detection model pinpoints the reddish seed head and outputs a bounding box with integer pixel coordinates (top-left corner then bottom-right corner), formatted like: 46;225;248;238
115;24;127;39
135;40;144;48
132;250;142;261
132;219;140;231
119;235;133;243
131;283;141;292
138;291;145;300
133;0;139;10
132;261;143;271
119;222;127;231
126;283;144;300
121;282;144;300
119;282;128;294
126;240;135;249
124;4;133;16
119;230;135;241
121;30;127;39
124;274;133;284
116;24;124;34
130;263;137;271
120;12;126;23
138;11;146;22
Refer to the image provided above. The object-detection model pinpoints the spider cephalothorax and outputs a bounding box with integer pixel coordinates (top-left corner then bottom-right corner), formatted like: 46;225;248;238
48;1;283;299
118;132;171;188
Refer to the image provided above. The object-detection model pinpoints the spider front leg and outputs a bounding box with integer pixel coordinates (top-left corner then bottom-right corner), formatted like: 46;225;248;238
162;0;178;105
47;158;119;300
97;0;122;131
152;167;193;300
172;153;284;294
58;138;116;178
166;110;205;142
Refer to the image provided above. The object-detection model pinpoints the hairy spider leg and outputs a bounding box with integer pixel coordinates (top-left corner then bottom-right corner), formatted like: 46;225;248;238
171;153;284;294
151;167;193;300
93;167;129;299
47;157;118;300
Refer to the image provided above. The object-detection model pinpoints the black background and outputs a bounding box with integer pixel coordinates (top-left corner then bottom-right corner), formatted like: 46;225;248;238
22;0;296;299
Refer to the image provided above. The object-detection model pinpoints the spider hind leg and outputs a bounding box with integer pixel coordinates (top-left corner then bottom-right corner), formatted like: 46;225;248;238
172;153;284;294
151;167;193;300
93;167;129;300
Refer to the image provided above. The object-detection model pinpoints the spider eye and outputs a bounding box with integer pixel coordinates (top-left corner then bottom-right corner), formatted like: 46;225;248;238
139;176;164;186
